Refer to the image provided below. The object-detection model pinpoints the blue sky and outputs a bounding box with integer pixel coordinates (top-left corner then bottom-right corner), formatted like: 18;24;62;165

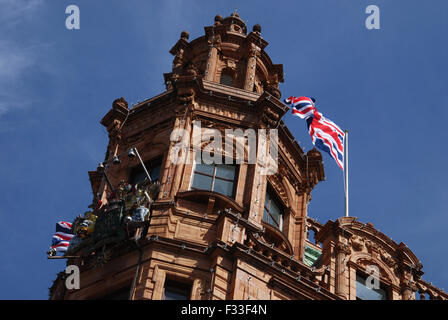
0;0;447;299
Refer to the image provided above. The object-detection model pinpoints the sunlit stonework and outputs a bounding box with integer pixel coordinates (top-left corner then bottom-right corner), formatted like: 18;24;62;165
49;13;447;300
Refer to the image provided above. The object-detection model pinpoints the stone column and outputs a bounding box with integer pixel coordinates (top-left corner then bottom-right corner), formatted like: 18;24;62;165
243;44;258;91
335;241;351;299
400;270;417;300
164;106;193;198
204;35;221;82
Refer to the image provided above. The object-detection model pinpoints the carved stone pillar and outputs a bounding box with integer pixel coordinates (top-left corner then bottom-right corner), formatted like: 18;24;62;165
243;44;258;91
400;275;417;300
204;35;221;82
335;241;351;299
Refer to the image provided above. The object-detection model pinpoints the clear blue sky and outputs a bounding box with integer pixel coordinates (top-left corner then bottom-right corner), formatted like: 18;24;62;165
0;0;447;299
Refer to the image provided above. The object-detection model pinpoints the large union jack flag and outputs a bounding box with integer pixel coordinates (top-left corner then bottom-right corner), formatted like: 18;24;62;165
285;96;345;170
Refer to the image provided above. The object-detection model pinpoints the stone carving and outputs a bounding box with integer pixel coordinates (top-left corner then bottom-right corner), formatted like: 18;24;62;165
349;235;365;251
267;174;289;206
177;87;196;103
112;97;128;109
261;106;280;128
335;241;351;255
172;48;185;72
180;30;189;41
208;34;222;49
184;61;198;76
252;24;261;34
265;74;281;99
379;247;395;267
107;119;122;139
365;239;380;254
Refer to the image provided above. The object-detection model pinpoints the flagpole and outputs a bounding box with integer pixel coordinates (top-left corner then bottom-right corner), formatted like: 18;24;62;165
344;130;349;217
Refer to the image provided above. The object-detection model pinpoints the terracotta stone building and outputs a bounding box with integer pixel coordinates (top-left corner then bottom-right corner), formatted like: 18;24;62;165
49;13;447;300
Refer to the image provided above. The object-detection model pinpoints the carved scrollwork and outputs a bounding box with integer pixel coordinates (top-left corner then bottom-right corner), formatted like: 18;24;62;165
267;174;289;207
365;239;380;254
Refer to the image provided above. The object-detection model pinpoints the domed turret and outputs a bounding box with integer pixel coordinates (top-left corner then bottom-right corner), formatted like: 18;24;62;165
164;13;283;97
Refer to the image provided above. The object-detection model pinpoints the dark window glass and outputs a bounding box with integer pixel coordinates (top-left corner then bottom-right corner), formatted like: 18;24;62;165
264;188;282;229
163;280;191;300
356;273;387;300
191;160;237;198
130;157;162;185
220;73;233;86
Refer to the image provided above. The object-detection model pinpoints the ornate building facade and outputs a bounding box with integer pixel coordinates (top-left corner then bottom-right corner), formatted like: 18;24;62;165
49;13;447;300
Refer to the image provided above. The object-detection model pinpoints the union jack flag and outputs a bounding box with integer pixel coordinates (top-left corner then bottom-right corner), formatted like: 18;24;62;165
285;96;345;170
285;96;316;119
51;221;74;253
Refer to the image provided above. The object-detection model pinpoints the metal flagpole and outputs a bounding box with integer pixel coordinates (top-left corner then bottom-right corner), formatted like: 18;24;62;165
344;130;349;217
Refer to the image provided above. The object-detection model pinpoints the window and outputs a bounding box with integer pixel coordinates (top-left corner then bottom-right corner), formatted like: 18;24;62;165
263;187;283;229
163;279;191;300
129;157;162;185
191;161;237;198
356;273;388;300
220;72;233;86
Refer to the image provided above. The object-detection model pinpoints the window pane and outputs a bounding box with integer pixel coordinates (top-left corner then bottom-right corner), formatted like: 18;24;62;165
195;162;215;175
215;164;236;180
150;164;161;181
265;192;271;207
192;173;213;191
164;280;191;300
270;211;280;227
213;178;234;197
130;170;147;185
269;215;280;228
263;208;269;223
264;188;282;229
270;200;281;221
130;158;162;185
356;274;387;300
220;73;233;86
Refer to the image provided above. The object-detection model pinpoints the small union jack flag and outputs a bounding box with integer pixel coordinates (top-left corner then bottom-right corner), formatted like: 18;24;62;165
50;221;74;253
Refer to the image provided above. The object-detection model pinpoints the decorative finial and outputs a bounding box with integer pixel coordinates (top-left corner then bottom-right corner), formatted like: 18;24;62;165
214;14;223;25
180;31;189;41
253;24;261;33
